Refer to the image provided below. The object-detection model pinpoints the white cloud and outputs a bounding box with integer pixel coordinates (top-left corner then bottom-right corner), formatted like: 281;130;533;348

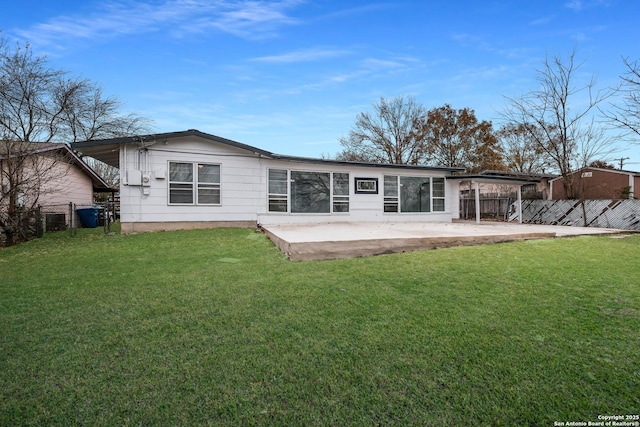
565;0;609;11
360;58;404;69
328;71;366;83
186;0;302;39
15;0;303;48
565;0;584;11
250;48;350;63
529;15;556;26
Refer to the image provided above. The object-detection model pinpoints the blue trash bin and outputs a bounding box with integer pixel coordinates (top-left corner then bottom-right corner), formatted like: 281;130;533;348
76;207;99;228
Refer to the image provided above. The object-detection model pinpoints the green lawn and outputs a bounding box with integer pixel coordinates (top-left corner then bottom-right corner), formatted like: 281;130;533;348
1;226;639;426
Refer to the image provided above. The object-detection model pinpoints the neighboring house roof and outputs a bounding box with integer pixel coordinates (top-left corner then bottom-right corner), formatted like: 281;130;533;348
0;141;113;191
451;169;559;186
548;166;640;182
73;129;466;173
451;174;542;185
476;169;557;180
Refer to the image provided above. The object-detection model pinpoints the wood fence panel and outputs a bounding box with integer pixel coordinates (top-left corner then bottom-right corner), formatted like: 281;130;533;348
518;199;640;230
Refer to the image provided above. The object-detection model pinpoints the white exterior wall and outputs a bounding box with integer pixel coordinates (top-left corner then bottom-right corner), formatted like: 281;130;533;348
119;137;265;226
118;136;457;231
258;160;455;225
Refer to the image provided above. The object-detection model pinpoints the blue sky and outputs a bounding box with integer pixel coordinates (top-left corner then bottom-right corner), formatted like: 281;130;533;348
2;0;639;168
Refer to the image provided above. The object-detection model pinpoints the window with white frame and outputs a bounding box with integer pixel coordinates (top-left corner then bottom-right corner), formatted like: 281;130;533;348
383;175;399;212
333;173;350;212
384;175;446;213
268;169;288;212
197;164;221;204
267;169;350;213
169;162;220;205
432;178;445;211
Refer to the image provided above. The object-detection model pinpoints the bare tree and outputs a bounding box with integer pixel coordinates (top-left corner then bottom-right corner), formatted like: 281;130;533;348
497;123;551;174
0;36;150;244
421;104;505;173
0;37;151;143
0;142;76;245
502;50;616;198
83;157;119;187
606;57;640;140
337;96;429;164
82;157;119;204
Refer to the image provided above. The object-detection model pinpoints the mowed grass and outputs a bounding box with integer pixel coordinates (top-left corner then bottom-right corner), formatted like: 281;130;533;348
1;226;639;426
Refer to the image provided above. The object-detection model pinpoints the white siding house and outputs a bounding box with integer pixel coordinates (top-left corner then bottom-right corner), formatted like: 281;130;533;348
75;130;464;233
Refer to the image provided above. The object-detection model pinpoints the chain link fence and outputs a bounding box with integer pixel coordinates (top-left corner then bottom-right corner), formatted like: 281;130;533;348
40;203;74;234
2;202;117;246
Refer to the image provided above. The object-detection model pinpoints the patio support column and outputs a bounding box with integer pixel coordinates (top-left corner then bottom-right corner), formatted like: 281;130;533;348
474;181;480;224
517;185;523;224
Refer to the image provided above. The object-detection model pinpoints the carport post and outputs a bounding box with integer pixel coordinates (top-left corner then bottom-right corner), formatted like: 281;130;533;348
474;181;480;224
517;185;523;224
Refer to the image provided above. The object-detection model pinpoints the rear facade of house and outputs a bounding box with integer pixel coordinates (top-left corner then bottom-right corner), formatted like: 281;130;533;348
76;131;463;233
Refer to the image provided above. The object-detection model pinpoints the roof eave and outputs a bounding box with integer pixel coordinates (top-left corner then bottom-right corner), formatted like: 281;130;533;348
74;130;465;173
452;174;542;185
74;129;275;158
271;154;466;172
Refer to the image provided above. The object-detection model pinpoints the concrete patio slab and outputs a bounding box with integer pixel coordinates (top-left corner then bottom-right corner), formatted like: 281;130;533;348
261;221;626;261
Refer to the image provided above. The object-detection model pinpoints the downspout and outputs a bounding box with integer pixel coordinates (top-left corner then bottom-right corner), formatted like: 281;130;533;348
122;143;128;185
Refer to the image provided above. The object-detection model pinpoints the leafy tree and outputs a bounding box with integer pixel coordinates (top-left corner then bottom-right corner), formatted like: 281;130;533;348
337;96;429;164
421;104;505;173
497;123;550;174
588;160;615;169
502;50;616;198
337;98;504;173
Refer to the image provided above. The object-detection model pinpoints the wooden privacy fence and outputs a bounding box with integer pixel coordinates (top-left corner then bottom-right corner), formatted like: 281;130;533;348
459;196;518;221
513;199;640;230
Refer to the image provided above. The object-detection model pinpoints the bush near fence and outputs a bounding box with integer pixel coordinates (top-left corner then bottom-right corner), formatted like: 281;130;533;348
0;208;41;246
1;204;75;246
1;202;115;246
